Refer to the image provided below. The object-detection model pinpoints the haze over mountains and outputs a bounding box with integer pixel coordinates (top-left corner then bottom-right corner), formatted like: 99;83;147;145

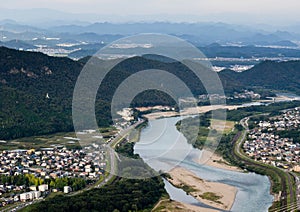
1;16;300;45
2;17;300;63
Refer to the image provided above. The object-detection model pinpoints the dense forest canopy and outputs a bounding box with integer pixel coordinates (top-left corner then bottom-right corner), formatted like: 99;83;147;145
1;47;300;140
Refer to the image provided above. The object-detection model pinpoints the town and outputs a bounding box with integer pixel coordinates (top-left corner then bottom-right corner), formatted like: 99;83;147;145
0;108;137;209
0;142;107;207
243;107;300;171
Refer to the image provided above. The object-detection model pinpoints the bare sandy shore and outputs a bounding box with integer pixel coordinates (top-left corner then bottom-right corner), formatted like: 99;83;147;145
167;167;237;211
143;105;241;120
198;150;242;172
142;94;296;120
144;111;179;120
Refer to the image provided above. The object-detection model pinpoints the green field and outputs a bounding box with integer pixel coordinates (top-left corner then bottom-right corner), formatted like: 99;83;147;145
0;127;117;151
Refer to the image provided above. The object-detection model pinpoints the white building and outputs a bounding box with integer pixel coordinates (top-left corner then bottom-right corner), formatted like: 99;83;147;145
33;191;41;198
29;185;37;191
20;191;41;202
38;184;48;192
20;192;33;202
64;186;72;194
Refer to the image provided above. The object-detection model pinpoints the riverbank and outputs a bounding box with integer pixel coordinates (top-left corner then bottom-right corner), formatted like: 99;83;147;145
166;167;237;211
152;198;220;212
140;94;297;120
197;150;243;172
142;105;241;120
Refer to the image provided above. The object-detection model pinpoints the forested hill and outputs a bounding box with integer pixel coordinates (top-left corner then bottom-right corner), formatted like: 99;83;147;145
0;47;235;139
220;60;300;94
0;47;84;139
1;46;300;140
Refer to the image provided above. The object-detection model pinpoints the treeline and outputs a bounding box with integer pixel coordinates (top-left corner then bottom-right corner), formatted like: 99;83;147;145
0;174;29;186
275;130;300;143
115;142;139;159
49;177;86;191
220;60;300;95
0;47;213;140
0;174;86;192
225;101;300;121
21;177;165;212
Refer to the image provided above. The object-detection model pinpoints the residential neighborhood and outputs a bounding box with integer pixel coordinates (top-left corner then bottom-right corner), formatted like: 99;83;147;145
0;142;106;207
243;107;300;171
0;107;140;209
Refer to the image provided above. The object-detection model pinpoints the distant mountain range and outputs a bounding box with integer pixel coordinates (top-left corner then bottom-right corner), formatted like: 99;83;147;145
1;20;300;46
0;47;300;140
1;19;300;64
48;22;300;47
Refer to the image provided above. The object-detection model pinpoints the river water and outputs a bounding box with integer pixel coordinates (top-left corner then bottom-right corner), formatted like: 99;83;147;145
134;94;300;211
134;116;274;212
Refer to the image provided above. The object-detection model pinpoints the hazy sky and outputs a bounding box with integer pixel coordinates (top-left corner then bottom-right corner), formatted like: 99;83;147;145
1;0;300;24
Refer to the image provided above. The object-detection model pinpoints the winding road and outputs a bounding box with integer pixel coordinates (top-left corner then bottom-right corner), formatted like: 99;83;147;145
236;115;298;212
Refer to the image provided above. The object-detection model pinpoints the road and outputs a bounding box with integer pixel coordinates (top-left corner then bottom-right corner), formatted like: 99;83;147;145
96;119;145;188
1;199;39;212
236;117;249;156
290;172;300;211
235;115;297;211
6;120;145;211
71;119;145;192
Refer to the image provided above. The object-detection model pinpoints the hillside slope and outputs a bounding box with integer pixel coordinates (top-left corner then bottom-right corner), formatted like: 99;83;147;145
220;60;300;94
1;47;300;140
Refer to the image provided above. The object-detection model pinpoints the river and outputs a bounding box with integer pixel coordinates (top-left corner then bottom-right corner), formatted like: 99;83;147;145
134;94;300;211
134;116;273;212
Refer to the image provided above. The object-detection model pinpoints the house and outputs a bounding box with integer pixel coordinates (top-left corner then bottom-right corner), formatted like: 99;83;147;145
14;195;19;202
64;186;72;194
38;184;48;192
20;191;41;202
20;192;33;202
33;191;41;199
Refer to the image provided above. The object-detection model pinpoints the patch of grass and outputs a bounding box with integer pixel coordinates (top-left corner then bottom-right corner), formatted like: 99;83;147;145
152;198;187;212
47;191;64;199
199;192;223;204
180;184;198;194
210;119;235;134
0;127;117;151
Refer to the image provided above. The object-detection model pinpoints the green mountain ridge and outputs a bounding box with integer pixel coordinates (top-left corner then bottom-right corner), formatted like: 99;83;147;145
0;46;299;140
220;60;300;93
